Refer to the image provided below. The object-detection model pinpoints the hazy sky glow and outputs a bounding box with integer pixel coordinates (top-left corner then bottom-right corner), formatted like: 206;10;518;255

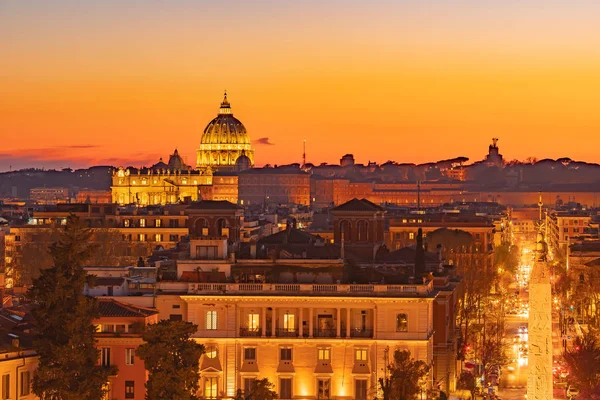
2;1;600;171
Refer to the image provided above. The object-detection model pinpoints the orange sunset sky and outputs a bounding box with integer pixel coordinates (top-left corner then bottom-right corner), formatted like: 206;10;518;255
2;1;600;171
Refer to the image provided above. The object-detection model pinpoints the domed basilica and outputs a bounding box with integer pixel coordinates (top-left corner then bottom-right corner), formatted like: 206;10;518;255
196;92;255;172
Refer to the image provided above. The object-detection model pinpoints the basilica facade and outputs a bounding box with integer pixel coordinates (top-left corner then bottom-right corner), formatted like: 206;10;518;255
111;93;254;205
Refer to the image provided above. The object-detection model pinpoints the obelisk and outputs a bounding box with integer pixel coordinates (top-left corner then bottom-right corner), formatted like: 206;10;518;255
526;229;554;400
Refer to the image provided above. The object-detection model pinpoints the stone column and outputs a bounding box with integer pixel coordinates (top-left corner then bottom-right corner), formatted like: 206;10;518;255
261;307;266;338
346;307;351;338
373;306;378;339
236;305;241;338
309;307;314;338
271;307;277;337
336;307;341;338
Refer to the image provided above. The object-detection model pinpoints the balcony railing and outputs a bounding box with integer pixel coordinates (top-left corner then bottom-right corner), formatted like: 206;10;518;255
276;328;299;338
187;282;432;296
350;329;373;338
239;328;261;337
313;328;336;338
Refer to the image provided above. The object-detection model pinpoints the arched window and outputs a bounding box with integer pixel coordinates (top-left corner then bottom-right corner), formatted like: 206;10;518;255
205;345;218;359
357;220;369;242
195;218;209;236
216;218;229;237
396;313;408;332
340;220;352;242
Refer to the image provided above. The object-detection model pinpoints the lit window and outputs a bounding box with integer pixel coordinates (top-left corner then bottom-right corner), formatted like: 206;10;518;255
125;381;134;399
125;348;135;365
396;313;408;332
318;348;331;361
205;345;218;359
124;220;130;227
140;219;146;227
206;311;218;330
355;349;368;361
244;378;256;395
138;234;145;241
283;312;295;332
317;378;331;399
155;234;162;242
409;232;415;240
204;377;218;399
248;313;260;332
155;219;161;227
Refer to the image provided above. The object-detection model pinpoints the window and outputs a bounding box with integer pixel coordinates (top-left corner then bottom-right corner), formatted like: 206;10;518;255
248;313;260;332
170;314;183;321
396;313;408;332
355;348;368;361
204;377;218;399
244;347;256;361
101;348;111;366
140;218;146;227
206;311;218;330
355;379;368;400
205;345;218;359
1;374;9;399
318;348;331;361
280;378;292;399
155;233;162;242
280;347;292;361
102;324;115;333
115;324;126;333
155;219;161;227
15;235;20;242
125;381;135;399
124;219;130;227
244;378;256;395
20;371;30;396
169;234;179;241
138;234;145;241
317;378;331;399
172;304;181;309
409;232;415;240
125;348;135;365
169;220;179;228
283;312;295;332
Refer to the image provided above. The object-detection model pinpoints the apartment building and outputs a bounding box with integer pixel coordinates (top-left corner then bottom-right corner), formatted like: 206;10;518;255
546;211;592;254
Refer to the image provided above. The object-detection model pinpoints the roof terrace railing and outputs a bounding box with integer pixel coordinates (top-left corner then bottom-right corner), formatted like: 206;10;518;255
187;281;432;296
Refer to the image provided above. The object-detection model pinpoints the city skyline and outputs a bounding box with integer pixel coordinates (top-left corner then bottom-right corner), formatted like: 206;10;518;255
3;1;600;171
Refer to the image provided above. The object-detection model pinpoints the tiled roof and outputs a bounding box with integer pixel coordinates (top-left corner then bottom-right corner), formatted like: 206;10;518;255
331;198;385;212
97;299;158;318
187;200;242;211
584;258;600;267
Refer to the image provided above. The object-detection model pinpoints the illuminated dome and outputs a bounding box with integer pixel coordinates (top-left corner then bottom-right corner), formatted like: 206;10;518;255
196;92;255;172
167;149;189;171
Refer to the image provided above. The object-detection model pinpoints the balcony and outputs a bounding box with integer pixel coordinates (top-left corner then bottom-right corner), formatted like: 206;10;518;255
350;329;373;338
313;328;336;338
187;282;432;296
276;328;299;338
239;328;261;337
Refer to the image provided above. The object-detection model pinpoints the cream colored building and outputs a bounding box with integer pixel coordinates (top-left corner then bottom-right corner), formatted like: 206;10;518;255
0;345;38;399
155;282;435;400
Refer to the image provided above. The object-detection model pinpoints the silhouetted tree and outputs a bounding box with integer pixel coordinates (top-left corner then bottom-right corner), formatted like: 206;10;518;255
137;320;205;400
378;349;430;400
29;215;112;400
563;331;600;395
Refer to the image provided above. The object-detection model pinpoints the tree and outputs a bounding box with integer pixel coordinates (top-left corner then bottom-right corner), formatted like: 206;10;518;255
28;215;112;400
235;378;279;400
378;349;430;400
563;331;600;394
457;371;476;399
136;320;205;400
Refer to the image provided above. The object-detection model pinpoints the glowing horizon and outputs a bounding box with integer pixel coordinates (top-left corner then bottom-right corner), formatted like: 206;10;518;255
2;1;600;171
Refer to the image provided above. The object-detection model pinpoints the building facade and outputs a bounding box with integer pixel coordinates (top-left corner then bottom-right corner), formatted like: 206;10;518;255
238;168;310;206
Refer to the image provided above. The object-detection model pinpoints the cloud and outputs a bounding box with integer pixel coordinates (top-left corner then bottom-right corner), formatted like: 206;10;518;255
252;137;275;146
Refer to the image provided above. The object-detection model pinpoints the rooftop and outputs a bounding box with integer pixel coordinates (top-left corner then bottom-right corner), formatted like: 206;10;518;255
97;298;158;318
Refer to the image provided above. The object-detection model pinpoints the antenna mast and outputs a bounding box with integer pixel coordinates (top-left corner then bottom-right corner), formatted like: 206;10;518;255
302;138;306;167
